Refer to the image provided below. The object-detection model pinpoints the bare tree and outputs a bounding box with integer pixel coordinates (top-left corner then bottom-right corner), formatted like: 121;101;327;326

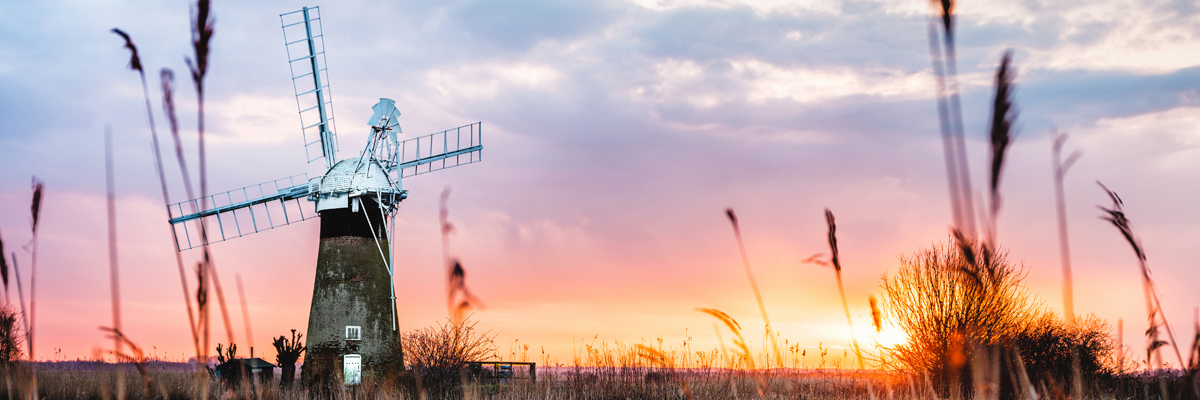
272;329;305;388
403;315;496;393
405;316;496;369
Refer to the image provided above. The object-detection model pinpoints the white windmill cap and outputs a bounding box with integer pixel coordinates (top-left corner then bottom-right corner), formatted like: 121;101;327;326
311;157;403;212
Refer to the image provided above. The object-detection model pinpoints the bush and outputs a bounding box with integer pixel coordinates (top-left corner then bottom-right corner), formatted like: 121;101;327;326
402;316;496;399
881;238;1037;394
1013;311;1118;383
880;238;1117;397
0;305;22;365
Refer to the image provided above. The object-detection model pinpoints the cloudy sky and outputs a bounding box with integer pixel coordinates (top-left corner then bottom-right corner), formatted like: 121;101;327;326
1;0;1198;366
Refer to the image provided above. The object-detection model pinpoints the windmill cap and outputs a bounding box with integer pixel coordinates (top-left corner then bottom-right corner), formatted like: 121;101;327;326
310;157;404;211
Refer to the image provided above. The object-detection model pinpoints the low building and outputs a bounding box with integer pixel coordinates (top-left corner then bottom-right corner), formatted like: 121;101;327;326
215;358;277;387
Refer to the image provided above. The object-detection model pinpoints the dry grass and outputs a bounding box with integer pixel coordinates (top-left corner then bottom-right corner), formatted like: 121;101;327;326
9;355;1197;399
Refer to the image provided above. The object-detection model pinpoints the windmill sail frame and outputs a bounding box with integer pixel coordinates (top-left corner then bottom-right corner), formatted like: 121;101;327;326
395;122;483;178
282;6;338;169
167;174;314;251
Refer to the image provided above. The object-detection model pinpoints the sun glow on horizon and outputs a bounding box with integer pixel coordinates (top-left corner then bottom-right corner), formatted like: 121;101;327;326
858;323;909;350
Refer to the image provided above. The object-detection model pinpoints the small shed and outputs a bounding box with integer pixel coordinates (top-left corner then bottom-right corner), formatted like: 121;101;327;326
215;358;277;386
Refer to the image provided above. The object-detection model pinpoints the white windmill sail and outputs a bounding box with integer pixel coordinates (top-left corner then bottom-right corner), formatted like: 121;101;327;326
167;175;314;251
395;122;483;177
281;6;338;169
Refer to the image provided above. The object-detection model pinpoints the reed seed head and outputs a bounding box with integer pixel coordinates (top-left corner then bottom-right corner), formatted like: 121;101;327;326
186;0;214;87
30;177;43;233
988;50;1017;217
1097;182;1144;261
824;208;840;272
0;230;7;289
934;0;954;36
869;296;881;333
110;28;143;73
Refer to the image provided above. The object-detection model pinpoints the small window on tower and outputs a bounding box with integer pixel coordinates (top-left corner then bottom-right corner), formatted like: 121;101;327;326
345;326;361;341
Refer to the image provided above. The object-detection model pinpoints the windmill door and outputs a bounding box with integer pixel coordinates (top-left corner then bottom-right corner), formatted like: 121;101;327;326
344;354;362;385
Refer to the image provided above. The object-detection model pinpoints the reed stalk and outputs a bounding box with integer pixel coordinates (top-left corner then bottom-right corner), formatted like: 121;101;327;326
927;0;976;238
1051;131;1081;325
110;28;201;359
823;209;864;369
440;187;484;325
235;274;253;352
104;127;126;400
723;209;781;368
27;179;42;400
0;229;8;306
1098;183;1184;369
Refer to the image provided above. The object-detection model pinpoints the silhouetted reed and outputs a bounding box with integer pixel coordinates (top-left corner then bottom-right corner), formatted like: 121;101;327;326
233;274;253;353
723;209;781;368
824;209;864;369
1051;130;1082;325
116;6;238;393
0;229;8;302
927;0;976;238
99;327;155;398
111;28;202;358
25;178;43;397
985;50;1015;241
104;127;129;399
1098;183;1184;370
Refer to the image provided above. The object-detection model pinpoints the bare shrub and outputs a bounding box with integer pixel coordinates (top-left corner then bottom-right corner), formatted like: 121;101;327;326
881;238;1037;394
403;316;496;397
405;316;496;371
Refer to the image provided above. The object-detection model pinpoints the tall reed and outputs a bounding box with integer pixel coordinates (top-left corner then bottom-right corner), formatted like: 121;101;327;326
27;178;42;399
234;274;253;352
927;0;976;238
696;308;766;396
723;209;781;367
110;28;201;359
1051;129;1085;397
440;187;484;325
1097;182;1184;369
185;0;237;361
823;209;863;369
0;228;8;304
104;127;126;400
985;50;1015;242
1051;130;1081;325
114;4;238;397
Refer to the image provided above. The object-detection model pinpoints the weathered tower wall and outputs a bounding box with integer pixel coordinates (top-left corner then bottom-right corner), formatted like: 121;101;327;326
302;197;403;389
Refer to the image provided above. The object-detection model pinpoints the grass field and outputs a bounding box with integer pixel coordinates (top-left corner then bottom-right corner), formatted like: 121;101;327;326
0;360;1193;399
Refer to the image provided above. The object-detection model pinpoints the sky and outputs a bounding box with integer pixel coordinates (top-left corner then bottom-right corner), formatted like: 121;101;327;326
0;0;1198;367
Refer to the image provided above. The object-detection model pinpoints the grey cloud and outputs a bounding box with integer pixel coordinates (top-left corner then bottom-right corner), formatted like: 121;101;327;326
1017;66;1200;131
449;0;621;52
634;5;929;72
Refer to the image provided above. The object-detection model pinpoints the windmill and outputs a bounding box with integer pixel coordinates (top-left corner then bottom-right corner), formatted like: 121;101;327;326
165;6;483;386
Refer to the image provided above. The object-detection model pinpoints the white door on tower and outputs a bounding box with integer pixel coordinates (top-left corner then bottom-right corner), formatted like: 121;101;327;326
344;354;362;385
